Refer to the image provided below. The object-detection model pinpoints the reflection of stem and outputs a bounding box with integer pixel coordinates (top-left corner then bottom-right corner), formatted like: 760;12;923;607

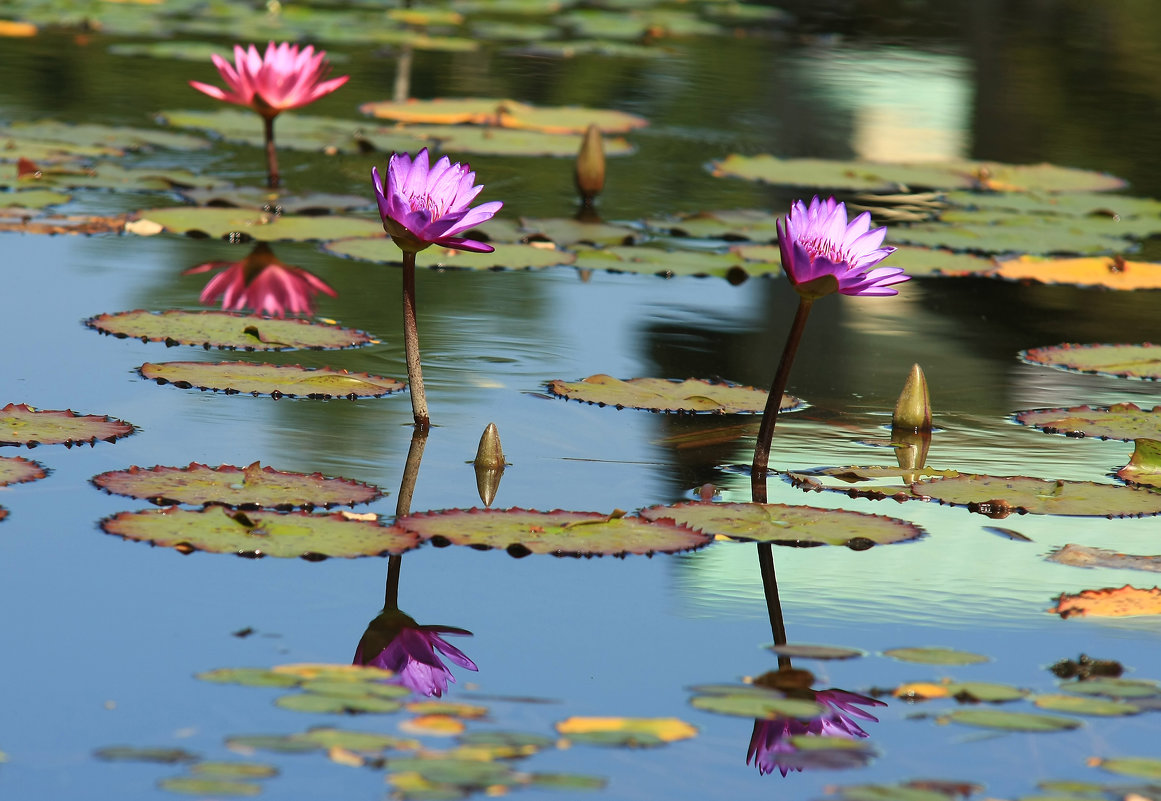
750;297;814;503
263;115;280;189
402;251;430;429
393;45;413;103
384;555;402;609
757;543;791;670
382;428;428;611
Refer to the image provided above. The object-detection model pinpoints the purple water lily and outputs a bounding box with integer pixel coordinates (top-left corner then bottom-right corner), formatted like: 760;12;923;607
747;689;885;777
354;608;478;698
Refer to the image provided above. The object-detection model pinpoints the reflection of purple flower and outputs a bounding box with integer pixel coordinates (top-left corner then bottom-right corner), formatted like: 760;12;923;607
747;689;885;777
354;608;478;698
183;243;336;317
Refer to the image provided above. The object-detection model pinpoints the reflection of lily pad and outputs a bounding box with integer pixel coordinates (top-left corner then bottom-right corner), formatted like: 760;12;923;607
1117;439;1161;488
0;403;136;448
92;462;383;510
133;207;383;242
554;716;697;747
359;98;648;134
546;375;798;414
86;310;376;351
774;736;876;772
1014;403;1161;441
1019;343;1161;381
943;708;1081;733
882;647;988;666
139;362;406;399
394;508;711;557
639;502;926;548
100;506;420;558
911;474;1161;517
994;255;1161;289
0;456;48;486
324;238;573;270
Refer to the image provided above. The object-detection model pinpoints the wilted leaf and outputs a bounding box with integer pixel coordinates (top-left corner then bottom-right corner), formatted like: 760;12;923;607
1050;585;1161;618
943;708;1082;732
554;716;697;747
994;255;1161;289
86;310;376;351
1014;403;1161;441
546;375;798;414
882;647;988;666
0;403;136;448
0;455;48;486
1117;439;1161;488
138;361;406;399
1047;544;1161;573
1019;343;1161;381
358;97;648;134
910;474;1161;517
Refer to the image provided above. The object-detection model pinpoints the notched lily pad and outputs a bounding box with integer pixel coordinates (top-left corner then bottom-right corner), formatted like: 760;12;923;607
554;716;697;747
132;207;383;242
882;647;988;666
358;97;648;134
1014;404;1161;442
138;362;405;399
910;474;1161;518
0;455;48;486
639;501;926;548
1019;343;1161;381
100;505;420;559
545;375;800;414
86;310;376;351
0;403;136;448
92;462;383;510
394;508;711;557
942;708;1082;732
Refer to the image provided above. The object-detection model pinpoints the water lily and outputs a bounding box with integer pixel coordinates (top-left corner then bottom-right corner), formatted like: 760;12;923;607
189;42;348;188
184;242;336;317
354;608;478;698
747;689;885;777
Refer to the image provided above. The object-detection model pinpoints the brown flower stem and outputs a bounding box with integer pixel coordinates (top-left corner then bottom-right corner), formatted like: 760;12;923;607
402;251;430;430
384;555;402;609
758;543;791;669
383;427;428;610
751;296;814;503
263;115;280;189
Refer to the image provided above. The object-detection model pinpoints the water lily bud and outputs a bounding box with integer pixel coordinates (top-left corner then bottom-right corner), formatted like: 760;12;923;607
892;364;931;432
473;422;505;469
475;463;503;508
575;123;605;203
893;430;931;478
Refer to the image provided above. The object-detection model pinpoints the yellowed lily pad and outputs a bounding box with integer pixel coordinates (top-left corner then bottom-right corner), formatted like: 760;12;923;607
1049;586;1161;618
357;97;648;134
133;207;383;242
1014;403;1161;441
1020;343;1161;381
994;255;1161;289
910;474;1161;517
86;310;376;351
0;455;48;486
138;362;405;399
554;716;697;747
546;375;800;414
0;403;136;448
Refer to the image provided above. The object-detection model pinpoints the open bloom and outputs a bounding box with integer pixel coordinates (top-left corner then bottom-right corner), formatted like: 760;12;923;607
777;196;906;298
184;242;336;317
189;42;348;119
354;608;478;698
747;689;886;777
372;148;503;254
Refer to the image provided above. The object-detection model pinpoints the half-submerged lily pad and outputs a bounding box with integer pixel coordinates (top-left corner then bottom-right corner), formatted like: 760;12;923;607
545;375;800;414
132;207;383;242
1117;439;1161;488
1014;403;1161;441
138;362;405;400
911;474;1161;518
358;97;648;134
554;716;697;747
100;506;419;559
638;502;926;548
0;403;136;448
86;310;376;351
92;462;383;510
1019;343;1161;381
0;455;48;486
394;508;711;557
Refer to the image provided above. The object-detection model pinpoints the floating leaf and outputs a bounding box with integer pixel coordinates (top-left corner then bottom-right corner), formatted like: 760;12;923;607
526;773;607;791
0;210;127;235
828;782;976;801
324;238;573;270
94;746;200;764
406;701;489;720
296;727;419;754
1049;586;1161;618
86;310;375;351
769;643;866;661
100;505;420;559
274;692;403;714
1047;544;1161;573
559;8;722;39
0;188;70;209
1091;756;1161;779
0;403;136;448
1016;404;1161;442
910;474;1161;517
1032;694;1139;716
554;716;697;747
358;97;648;134
1117;439;1161;488
196;668;303;688
891;216;1128;256
457;731;558;757
394;508;710;557
943;708;1082;732
993;255;1161;290
1019;343;1161;381
299;679;410;700
854;244;993;278
188;762;279;780
384;757;521;788
158;777;261;796
688;684;824;720
400;124;636;157
882;647;988;666
399;715;466;736
892;682;950;700
138;362;405;400
2;119;209;152
512;217;638;246
92;462;383;510
509;38;664;59
570;245;772;279
639;502;926;548
179;187;371;214
0;456;48;486
546;375;798;414
132;207;382;242
271;663;396;682
1060;678;1161;699
946;682;1028;703
11;163;228;192
224;735;323;755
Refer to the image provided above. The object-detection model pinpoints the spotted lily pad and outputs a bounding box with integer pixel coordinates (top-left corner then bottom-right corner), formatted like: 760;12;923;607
1019;343;1161;381
324;238;573;270
0;403;136;448
86;310;376;351
100;506;419;558
1014;404;1161;441
357;98;648;134
92;462;383;509
394;508;710;557
0;456;48;486
639;502;926;548
910;474;1161;517
554;716;697;747
546;375;798;414
132;207;383;242
138;362;406;399
993;255;1161;289
882;647;988;666
943;708;1082;732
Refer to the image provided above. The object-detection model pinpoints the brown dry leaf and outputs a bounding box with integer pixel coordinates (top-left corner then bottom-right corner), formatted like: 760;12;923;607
1049;585;1161;618
993;255;1161;290
0;212;126;235
1047;544;1161;573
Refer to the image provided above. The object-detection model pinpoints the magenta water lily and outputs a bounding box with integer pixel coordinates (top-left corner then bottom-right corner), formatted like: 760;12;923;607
747;689;885;777
354;608;478;698
184;242;336;318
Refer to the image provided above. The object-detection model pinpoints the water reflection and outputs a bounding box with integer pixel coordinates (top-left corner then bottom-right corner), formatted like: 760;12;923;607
183;242;336;317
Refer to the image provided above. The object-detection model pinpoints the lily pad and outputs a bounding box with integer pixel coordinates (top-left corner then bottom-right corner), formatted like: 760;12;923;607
881;245;996;277
509;38;665;59
1014;403;1161;441
456;731;558;756
132;207;383;242
1047;544;1161;572
1060;678;1161;698
0;403;136;448
648;209;782;240
92;462;383;510
769;643;866;661
157;777;261;797
688;685;824;720
179;187;372;214
94;746;200;764
357;97;648;134
638;501;926;548
86;310;376;351
394;508;711;557
399;124;636;157
882;647;989;666
188;762;279;780
12;163;229;192
108;40;233;62
1117;439;1161;488
1092;757;1161;779
943;708;1082;732
570;245;771;279
891;217;1129;257
513;217;638;246
384;757;521;788
993;255;1161;289
1031;694;1139;717
946;682;1028;703
1049;586;1161;618
224;734;324;755
138;362;406;399
910;474;1161;517
296;727;419;754
1019;343;1161;381
0;188;71;209
2;119;209;152
274;692;403;714
554;716;697;747
0;134;121;165
545;375;798;414
196;668;303;688
100;505;420;559
0;455;48;486
324;237;573;270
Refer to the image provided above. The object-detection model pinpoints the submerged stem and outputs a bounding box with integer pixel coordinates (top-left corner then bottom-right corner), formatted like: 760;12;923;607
402;252;430;429
263;115;280;189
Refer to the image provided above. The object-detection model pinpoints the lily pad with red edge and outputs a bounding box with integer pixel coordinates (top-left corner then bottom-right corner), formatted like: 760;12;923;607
91;462;383;510
1117;439;1161;488
324;238;574;270
131;207;384;242
1014;403;1161;441
86;310;376;352
545;375;799;414
138;362;406;400
993;255;1161;289
357;98;648;134
100;506;420;559
0;456;48;486
1019;343;1161;381
394;508;711;557
0;403;136;448
910;474;1161;518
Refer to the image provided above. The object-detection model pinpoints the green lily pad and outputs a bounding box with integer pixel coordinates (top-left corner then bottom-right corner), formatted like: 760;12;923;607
0;188;70;209
570;245;771;279
0;403;136;448
296;727;420;753
179;187;372;214
910;474;1161;517
1117;439;1161;488
358;98;648;134
1019;343;1161;381
559;8;722;39
513;217;638;246
688;684;824;720
882;647;988;666
945;189;1161;219
0;135;121;165
400;124;637;157
1031;694;1139;716
1060;678;1161;699
0;456;48;486
553;716;698;747
188;762;279;780
94;746;200;764
108;40;233;62
940;205;1161;241
13;163;228;192
946;682;1028;702
509;38;666;58
2;120;208;152
138;361;406;399
92;462;383;509
133;207;383;242
526;773;607;791
86;310;376;351
457;731;558;755
157;777;261;796
647;209;781;240
545;375;798;414
100;506;420;559
324;237;573;270
892;217;1129;256
769;643;866;661
394;508;711;557
827;782;976;801
224;734;324;755
384;757;521;787
274;692;403;714
943;708;1082;732
196;668;303;688
0;210;127;235
1092;756;1161;779
1014;404;1161;441
639;501;926;548
879;244;996;277
300;679;411;700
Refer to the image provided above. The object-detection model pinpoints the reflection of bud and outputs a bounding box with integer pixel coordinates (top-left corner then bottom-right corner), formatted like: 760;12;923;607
183;242;336;317
353;607;478;698
892;363;931;432
575;123;605;204
746;689;885;777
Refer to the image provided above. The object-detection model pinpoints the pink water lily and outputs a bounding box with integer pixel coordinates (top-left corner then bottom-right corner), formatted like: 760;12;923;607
747;689;885;777
184;243;336;318
373;148;503;254
354;608;478;698
777;196;905;298
189;42;348;119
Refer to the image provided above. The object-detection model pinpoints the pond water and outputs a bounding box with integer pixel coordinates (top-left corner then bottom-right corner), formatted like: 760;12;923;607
4;2;1161;800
